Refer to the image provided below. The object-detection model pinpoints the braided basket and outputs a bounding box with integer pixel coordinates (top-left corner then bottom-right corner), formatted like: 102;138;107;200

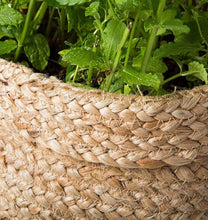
0;59;208;220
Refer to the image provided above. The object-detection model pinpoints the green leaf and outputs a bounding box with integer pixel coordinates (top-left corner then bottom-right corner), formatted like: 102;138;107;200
133;53;167;74
65;7;74;32
141;0;154;12
146;57;167;73
138;9;152;20
119;66;160;90
188;61;207;83
102;19;126;62
15;0;30;9
144;17;154;32
196;16;208;44
109;77;124;93
43;0;63;7
157;9;190;36
24;34;50;71
160;9;177;24
0;39;17;54
0;5;23;27
85;2;100;19
158;19;190;36
124;85;131;94
60;48;104;68
175;20;201;44
83;33;96;49
1;23;22;40
61;0;91;5
45;0;91;7
115;0;139;10
154;41;202;58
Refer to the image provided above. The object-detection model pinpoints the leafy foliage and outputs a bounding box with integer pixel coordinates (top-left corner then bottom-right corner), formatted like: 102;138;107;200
0;5;23;27
119;66;160;90
60;48;104;68
188;61;207;83
24;34;50;71
158;9;190;36
115;0;139;10
0;0;207;95
45;0;91;7
154;41;202;58
102;20;126;64
0;40;17;54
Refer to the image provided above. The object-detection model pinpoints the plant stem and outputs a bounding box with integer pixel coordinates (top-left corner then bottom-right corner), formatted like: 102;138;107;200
105;23;132;91
87;41;97;85
111;0;120;15
141;26;159;73
32;1;48;31
188;0;192;7
162;71;198;85
107;0;117;20
73;65;79;83
87;67;93;85
14;0;36;62
59;9;66;42
52;30;58;44
112;23;132;73
98;20;105;40
156;0;166;22
46;7;55;37
141;0;166;73
124;11;140;68
51;9;66;44
13;0;19;9
98;20;109;66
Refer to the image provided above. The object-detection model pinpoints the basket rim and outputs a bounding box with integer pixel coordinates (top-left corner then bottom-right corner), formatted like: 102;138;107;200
1;58;208;101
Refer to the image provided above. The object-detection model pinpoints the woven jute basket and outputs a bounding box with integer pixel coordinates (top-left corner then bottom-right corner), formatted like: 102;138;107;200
0;58;208;220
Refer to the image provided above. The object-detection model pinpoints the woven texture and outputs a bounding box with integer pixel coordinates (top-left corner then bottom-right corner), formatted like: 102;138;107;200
0;59;208;220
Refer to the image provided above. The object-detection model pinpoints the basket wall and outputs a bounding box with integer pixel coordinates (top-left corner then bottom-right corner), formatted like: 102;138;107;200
0;59;208;219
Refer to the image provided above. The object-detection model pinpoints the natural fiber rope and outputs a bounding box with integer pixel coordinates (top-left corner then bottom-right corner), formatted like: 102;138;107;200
0;59;208;219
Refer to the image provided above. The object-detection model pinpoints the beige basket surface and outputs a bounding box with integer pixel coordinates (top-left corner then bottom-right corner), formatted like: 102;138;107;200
0;58;208;220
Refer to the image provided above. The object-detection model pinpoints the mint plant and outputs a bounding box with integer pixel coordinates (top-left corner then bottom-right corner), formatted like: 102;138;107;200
0;0;207;95
0;0;49;71
58;0;208;95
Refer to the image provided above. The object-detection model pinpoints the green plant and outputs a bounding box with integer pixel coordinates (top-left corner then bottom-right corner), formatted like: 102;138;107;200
58;0;208;95
0;0;50;71
0;0;208;95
